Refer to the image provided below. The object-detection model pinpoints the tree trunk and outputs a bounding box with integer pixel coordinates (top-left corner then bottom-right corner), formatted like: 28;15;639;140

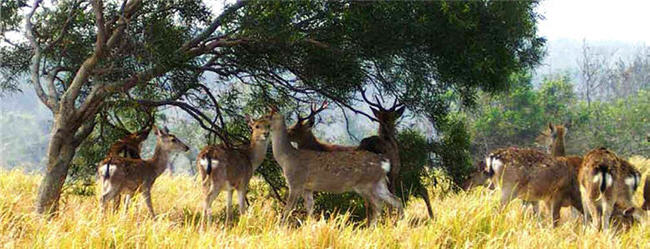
35;120;79;214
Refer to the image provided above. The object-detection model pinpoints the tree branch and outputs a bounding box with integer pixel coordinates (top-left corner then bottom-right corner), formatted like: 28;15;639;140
25;0;55;110
180;0;246;51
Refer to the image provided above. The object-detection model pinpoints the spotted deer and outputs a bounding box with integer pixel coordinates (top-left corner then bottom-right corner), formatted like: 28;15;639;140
485;147;583;227
197;115;271;223
578;147;642;230
98;126;190;216
269;109;402;224
540;123;643;225
287;101;356;151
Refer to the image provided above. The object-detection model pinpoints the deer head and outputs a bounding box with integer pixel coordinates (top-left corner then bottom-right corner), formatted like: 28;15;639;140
287;101;328;145
153;126;190;153
361;90;405;137
535;122;567;156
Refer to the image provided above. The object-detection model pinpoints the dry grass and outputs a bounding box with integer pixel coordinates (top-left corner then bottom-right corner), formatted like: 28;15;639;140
1;157;649;249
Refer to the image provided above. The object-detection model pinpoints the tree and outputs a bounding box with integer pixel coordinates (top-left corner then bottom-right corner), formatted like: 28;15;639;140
1;0;544;214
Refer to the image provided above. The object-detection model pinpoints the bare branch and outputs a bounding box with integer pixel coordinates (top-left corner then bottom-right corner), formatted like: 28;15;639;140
25;0;55;110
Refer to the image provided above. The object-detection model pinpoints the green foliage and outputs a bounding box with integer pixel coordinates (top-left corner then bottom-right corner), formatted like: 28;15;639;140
396;129;433;201
468;73;546;157
433;114;473;187
467;73;650;159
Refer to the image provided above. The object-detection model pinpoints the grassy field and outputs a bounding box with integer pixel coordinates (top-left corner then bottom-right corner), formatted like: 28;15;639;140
1;156;649;249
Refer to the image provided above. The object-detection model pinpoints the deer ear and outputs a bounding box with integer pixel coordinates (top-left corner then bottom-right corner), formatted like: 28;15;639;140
245;115;253;127
163;126;170;134
370;107;381;118
548;122;554;132
395;106;406;118
153;126;162;136
306;116;315;128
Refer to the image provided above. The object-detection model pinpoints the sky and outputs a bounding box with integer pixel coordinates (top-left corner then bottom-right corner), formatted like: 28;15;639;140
536;0;650;43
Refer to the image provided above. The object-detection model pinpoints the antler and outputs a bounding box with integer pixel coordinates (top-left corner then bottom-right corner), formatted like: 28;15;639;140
297;100;329;123
361;88;403;111
361;89;382;109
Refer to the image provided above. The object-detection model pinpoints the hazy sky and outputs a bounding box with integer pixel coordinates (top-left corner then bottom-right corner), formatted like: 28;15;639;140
537;0;650;43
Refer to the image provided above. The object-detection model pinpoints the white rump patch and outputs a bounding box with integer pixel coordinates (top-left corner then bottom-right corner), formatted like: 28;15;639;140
491;159;503;174
290;142;299;149
199;158;219;172
625;176;637;190
484;157;492;173
381;159;391;173
99;164;117;179
592;173;602;184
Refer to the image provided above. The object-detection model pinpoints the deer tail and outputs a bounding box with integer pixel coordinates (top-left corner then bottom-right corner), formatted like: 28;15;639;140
594;165;613;193
206;154;213;175
104;157;112;180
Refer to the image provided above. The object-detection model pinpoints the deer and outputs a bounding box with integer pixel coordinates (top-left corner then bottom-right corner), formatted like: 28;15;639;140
578;147;642;230
539;123;643;224
105;111;155;159
287;101;356;152
461;160;494;191
268;108;403;225
484;147;583;227
107;126;152;159
97;126;189;217
358;91;433;218
197;115;271;223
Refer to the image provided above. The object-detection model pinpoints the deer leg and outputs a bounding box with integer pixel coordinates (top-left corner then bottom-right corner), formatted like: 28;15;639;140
601;199;613;231
549;199;562;227
203;183;222;222
584;199;601;230
113;194;121;212
365;191;384;226
282;190;301;223
237;186;248;216
499;186;518;210
226;189;234;224
100;183;120;213
375;180;403;219
123;194;132;212
302;191;314;218
142;189;155;218
418;187;434;218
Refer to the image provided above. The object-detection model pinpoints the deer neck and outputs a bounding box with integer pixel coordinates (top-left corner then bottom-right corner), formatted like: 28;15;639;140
248;138;270;170
270;117;296;163
150;144;172;176
378;124;395;140
300;132;325;150
551;136;566;157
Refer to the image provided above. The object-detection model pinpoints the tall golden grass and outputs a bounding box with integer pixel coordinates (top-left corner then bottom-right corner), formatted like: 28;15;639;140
1;157;648;248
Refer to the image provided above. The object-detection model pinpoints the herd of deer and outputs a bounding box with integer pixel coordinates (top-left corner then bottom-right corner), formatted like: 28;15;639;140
95;98;650;230
464;123;649;230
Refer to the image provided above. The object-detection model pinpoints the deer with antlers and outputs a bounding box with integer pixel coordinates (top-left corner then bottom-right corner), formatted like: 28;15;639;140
98;126;189;216
268;108;403;224
358;91;434;218
287;101;356;152
104;111;155;159
197;114;271;223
